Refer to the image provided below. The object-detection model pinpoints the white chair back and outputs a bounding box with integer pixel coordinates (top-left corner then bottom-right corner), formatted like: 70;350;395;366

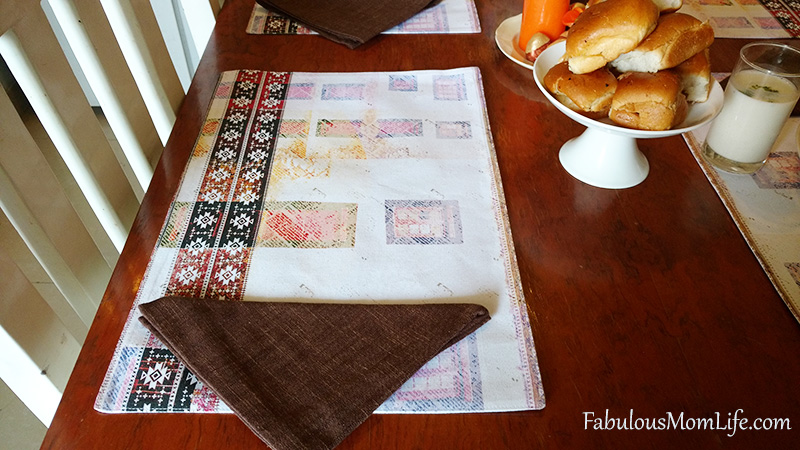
0;0;220;428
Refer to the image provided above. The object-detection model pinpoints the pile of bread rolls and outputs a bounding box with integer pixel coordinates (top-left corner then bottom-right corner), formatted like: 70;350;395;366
543;0;714;130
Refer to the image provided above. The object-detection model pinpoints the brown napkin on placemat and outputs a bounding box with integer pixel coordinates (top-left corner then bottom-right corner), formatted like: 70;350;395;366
254;0;437;48
138;296;490;450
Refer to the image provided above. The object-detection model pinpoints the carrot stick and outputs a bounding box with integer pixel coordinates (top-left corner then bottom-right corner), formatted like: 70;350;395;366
518;0;570;51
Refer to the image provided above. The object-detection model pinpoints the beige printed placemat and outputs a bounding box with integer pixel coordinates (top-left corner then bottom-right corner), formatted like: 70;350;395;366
684;118;800;322
94;67;545;414
680;0;799;38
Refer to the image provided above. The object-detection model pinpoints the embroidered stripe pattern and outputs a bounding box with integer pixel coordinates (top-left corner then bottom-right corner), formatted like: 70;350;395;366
169;70;290;301
758;0;800;37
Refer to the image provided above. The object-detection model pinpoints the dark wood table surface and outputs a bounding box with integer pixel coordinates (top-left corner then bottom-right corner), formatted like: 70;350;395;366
42;0;800;448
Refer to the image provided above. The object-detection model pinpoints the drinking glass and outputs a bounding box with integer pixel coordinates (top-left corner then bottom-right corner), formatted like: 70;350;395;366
702;42;800;174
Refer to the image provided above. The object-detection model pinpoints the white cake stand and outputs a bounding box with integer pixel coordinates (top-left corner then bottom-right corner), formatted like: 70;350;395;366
532;41;724;189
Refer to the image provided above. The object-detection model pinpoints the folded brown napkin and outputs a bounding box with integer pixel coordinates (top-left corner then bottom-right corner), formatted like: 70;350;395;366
138;296;490;450
254;0;437;48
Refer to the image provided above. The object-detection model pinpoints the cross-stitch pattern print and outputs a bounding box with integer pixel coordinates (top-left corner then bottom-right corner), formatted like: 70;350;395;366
376;119;424;137
756;0;800;35
257;201;358;248
711;16;755;29
286;83;315;99
258;10;312;34
392;2;449;32
436;121;473;139
377;334;484;411
388;75;418;92
385;200;464;245
752;152;800;189
787;263;800;287
96;346;141;411
193;119;221;158
191;384;222;411
205;248;253;301
168;248;213;299
279;119;310;138
316;119;362;138
247;7;314;34
753;16;785;29
433;74;468;100
159;202;194;248
125;348;194;411
321;83;366;101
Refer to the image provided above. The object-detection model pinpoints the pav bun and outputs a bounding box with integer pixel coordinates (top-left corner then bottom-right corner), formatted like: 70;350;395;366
565;0;660;74
544;61;618;118
673;48;712;103
587;0;683;13
610;13;714;73
652;0;683;13
609;71;688;130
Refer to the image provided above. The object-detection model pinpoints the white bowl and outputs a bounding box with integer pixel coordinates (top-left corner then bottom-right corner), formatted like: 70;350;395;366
532;41;724;189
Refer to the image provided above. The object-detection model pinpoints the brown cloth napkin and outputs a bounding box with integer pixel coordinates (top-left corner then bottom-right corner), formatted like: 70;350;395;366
138;296;490;450
254;0;437;48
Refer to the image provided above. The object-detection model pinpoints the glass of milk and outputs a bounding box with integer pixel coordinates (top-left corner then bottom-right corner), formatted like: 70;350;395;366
702;43;800;174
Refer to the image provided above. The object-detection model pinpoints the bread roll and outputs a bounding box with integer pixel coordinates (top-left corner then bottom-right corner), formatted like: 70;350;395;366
610;13;714;73
673;48;712;102
652;0;683;13
565;0;660;74
544;61;618;118
610;71;688;130
587;0;683;13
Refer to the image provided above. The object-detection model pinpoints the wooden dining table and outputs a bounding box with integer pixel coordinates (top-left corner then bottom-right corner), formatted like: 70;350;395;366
41;0;800;448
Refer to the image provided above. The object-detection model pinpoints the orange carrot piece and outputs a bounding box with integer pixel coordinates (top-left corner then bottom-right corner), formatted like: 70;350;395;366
518;0;570;51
